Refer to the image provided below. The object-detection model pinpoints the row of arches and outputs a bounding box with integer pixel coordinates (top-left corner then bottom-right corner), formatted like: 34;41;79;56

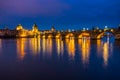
40;31;115;39
41;33;91;39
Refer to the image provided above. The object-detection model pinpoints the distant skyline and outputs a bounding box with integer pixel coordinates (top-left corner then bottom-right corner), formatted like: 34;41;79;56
0;0;120;30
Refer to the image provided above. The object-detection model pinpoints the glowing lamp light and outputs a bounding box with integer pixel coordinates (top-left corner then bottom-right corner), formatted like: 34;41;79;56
83;28;85;31
48;35;53;38
105;26;108;29
68;29;71;32
66;36;69;38
20;34;26;37
111;29;114;32
99;30;102;32
86;28;89;30
56;34;61;39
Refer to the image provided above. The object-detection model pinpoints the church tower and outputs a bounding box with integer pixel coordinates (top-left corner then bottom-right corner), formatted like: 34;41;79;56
32;23;38;33
51;25;56;32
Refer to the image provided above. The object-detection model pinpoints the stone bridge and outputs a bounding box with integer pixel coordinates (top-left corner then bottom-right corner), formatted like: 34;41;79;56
39;28;120;40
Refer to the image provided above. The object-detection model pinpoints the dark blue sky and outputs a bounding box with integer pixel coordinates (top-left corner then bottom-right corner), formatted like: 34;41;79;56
0;0;120;30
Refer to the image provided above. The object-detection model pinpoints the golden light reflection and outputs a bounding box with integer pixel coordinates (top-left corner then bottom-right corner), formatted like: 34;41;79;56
56;39;60;55
42;38;46;53
29;38;41;56
56;39;64;55
103;41;109;66
42;39;53;58
47;39;53;54
78;39;90;65
17;38;26;60
66;39;75;60
97;40;102;56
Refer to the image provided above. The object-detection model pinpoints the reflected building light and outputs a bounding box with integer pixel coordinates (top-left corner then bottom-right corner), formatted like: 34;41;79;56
103;43;109;66
56;39;64;56
47;39;53;57
56;39;61;55
78;39;82;46
79;39;90;65
42;38;46;53
97;40;102;56
66;39;75;60
103;37;113;66
29;38;41;56
17;38;26;60
61;40;64;54
103;42;109;66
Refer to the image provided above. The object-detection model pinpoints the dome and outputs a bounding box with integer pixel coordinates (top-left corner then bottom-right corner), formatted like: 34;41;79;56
16;24;23;30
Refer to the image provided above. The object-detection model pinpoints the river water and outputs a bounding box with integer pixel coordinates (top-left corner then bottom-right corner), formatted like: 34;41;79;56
0;38;120;80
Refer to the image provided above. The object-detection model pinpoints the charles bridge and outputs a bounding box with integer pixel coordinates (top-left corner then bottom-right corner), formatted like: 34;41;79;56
0;24;120;40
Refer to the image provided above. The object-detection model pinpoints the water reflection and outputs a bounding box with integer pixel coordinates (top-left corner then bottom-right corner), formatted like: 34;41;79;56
29;38;41;56
56;39;64;55
78;38;90;65
42;38;46;54
42;39;53;58
47;39;53;55
16;38;26;60
65;39;75;60
102;37;113;66
97;40;102;56
15;37;114;66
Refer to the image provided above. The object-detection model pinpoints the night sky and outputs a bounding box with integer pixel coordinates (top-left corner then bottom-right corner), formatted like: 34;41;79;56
0;0;120;30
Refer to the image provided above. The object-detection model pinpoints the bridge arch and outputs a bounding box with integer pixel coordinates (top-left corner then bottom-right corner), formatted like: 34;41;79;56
56;33;62;39
97;31;115;39
65;33;74;39
78;33;90;39
48;34;53;39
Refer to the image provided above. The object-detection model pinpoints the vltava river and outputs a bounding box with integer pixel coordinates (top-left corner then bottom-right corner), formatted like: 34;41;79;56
0;38;120;80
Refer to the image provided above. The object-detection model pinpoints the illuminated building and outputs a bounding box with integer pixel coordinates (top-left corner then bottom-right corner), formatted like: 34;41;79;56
16;24;23;30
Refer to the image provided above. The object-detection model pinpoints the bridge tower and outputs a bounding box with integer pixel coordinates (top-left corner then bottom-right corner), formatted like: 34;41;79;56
32;23;39;37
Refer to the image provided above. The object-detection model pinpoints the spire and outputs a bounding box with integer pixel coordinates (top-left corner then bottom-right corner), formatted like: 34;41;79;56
51;25;55;32
33;23;38;30
32;23;38;32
